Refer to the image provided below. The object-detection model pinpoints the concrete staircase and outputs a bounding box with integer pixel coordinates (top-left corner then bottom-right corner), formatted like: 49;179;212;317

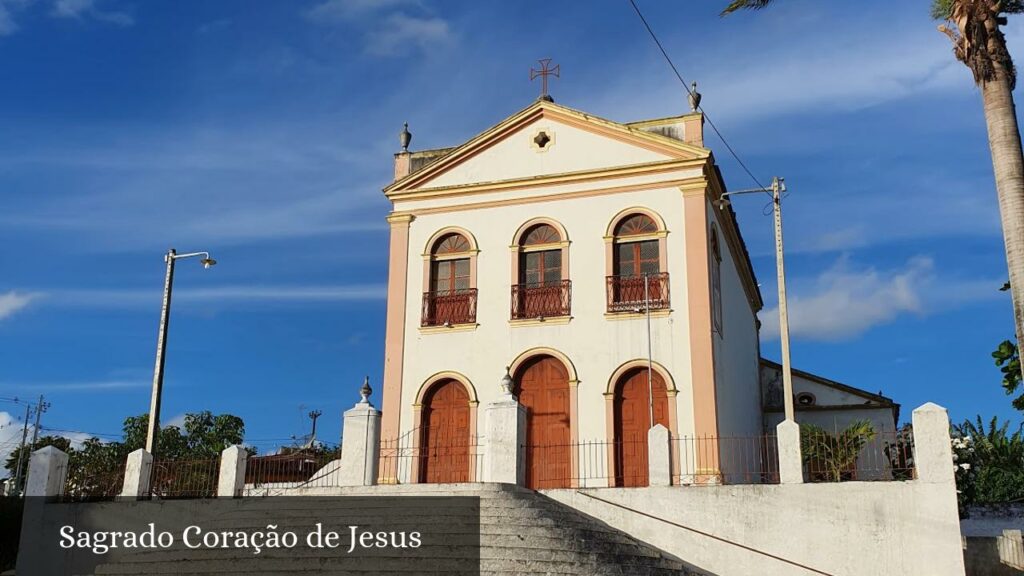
92;483;704;575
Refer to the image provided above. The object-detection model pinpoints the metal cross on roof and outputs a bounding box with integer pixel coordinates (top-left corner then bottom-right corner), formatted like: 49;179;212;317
530;58;560;100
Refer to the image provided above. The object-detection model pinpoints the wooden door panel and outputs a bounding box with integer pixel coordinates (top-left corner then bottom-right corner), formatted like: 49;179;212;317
420;380;470;484
517;356;571;489
613;369;669;487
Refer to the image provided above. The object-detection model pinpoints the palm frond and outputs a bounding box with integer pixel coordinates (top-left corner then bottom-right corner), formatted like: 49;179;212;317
721;0;774;16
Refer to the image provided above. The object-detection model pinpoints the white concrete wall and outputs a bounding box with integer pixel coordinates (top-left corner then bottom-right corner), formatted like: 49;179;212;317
396;184;696;444
544;482;964;576
708;200;763;481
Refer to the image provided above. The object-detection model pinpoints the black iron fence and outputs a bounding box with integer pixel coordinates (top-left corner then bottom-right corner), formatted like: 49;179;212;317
378;426;483;484
801;428;915;483
147;458;220;499
673;434;780;485
422;289;478;326
61;460;125;502
522;438;650;488
510;280;571;319
606;273;670;313
244;450;340;494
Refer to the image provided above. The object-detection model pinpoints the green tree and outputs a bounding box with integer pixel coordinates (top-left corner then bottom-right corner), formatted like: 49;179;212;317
3;436;71;484
954;416;1024;505
800;420;877;482
723;0;1024;383
6;412;247;499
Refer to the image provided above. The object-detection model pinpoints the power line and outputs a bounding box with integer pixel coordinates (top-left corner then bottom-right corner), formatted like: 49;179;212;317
627;0;771;195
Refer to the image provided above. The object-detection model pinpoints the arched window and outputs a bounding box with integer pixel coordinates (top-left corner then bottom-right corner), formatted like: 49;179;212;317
606;211;669;313
710;227;723;335
423;230;477;327
511;220;571;320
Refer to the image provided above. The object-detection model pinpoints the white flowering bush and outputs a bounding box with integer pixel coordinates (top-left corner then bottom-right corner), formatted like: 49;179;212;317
951;433;978;515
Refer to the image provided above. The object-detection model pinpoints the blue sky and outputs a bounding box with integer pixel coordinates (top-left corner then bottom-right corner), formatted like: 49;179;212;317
0;0;1019;467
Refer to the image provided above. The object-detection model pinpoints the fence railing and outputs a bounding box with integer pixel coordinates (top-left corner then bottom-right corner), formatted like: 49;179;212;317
606;273;670;313
510;280;572;319
521;438;651;488
244;451;340;494
673;434;780;485
801;429;915;483
60;461;125;502
147;458;220;499
379;426;483;484
421;289;477;326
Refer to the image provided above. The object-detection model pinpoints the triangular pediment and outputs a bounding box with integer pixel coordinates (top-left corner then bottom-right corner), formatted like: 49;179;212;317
385;100;709;195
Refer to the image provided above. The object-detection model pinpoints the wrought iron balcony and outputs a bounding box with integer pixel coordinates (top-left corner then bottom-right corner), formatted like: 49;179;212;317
606;273;670;313
510;280;572;320
422;288;478;327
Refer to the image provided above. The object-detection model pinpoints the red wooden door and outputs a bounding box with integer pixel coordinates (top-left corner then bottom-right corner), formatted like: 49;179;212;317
614;368;669;487
419;379;470;483
517;356;571;489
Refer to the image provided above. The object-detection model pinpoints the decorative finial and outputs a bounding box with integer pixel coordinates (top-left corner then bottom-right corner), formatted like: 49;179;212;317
359;376;372;404
530;58;560;102
688;81;701;112
399;122;411;152
500;367;514;396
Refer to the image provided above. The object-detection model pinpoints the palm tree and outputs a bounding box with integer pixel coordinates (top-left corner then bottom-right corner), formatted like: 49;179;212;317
723;0;1024;380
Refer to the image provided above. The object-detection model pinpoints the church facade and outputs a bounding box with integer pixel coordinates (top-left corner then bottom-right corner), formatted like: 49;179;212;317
379;97;768;488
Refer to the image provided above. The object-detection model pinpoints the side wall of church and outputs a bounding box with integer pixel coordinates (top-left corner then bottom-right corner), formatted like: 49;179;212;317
707;197;763;474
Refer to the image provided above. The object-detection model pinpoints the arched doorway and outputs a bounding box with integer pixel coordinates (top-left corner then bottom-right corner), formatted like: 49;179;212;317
613;367;669;487
516;355;571;489
419;379;470;483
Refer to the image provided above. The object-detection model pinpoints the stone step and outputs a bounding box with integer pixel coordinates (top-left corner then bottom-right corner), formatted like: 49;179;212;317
85;484;703;576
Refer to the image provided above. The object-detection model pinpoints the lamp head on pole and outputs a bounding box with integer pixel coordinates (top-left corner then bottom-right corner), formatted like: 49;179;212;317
201;257;217;269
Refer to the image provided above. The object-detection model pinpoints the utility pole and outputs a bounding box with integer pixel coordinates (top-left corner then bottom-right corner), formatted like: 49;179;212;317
771;177;796;422
13;403;31;495
306;410;322;449
29;395;49;446
717;176;796;422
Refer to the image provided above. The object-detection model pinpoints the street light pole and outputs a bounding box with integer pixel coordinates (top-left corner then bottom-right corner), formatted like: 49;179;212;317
718;177;796;422
145;248;217;457
145;249;176;455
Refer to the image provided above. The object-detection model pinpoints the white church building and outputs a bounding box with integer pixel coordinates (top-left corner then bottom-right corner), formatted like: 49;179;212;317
378;95;898;489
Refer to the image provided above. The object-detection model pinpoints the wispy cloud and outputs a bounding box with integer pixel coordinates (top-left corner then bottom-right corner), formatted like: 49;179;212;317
759;256;1002;342
0;0;30;36
51;0;133;26
305;0;420;22
36;284;387;309
305;0;453;57
0;291;38;322
3;380;148;392
365;13;452;57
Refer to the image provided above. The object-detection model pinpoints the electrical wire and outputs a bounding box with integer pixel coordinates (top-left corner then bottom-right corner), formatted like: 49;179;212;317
627;0;770;194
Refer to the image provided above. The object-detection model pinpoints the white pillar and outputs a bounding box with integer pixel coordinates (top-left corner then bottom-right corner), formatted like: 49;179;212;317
120;448;153;499
339;400;382;486
484;395;526;485
776;420;803;484
24;446;69;498
217;445;248;497
648;424;671;487
913;402;956;485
